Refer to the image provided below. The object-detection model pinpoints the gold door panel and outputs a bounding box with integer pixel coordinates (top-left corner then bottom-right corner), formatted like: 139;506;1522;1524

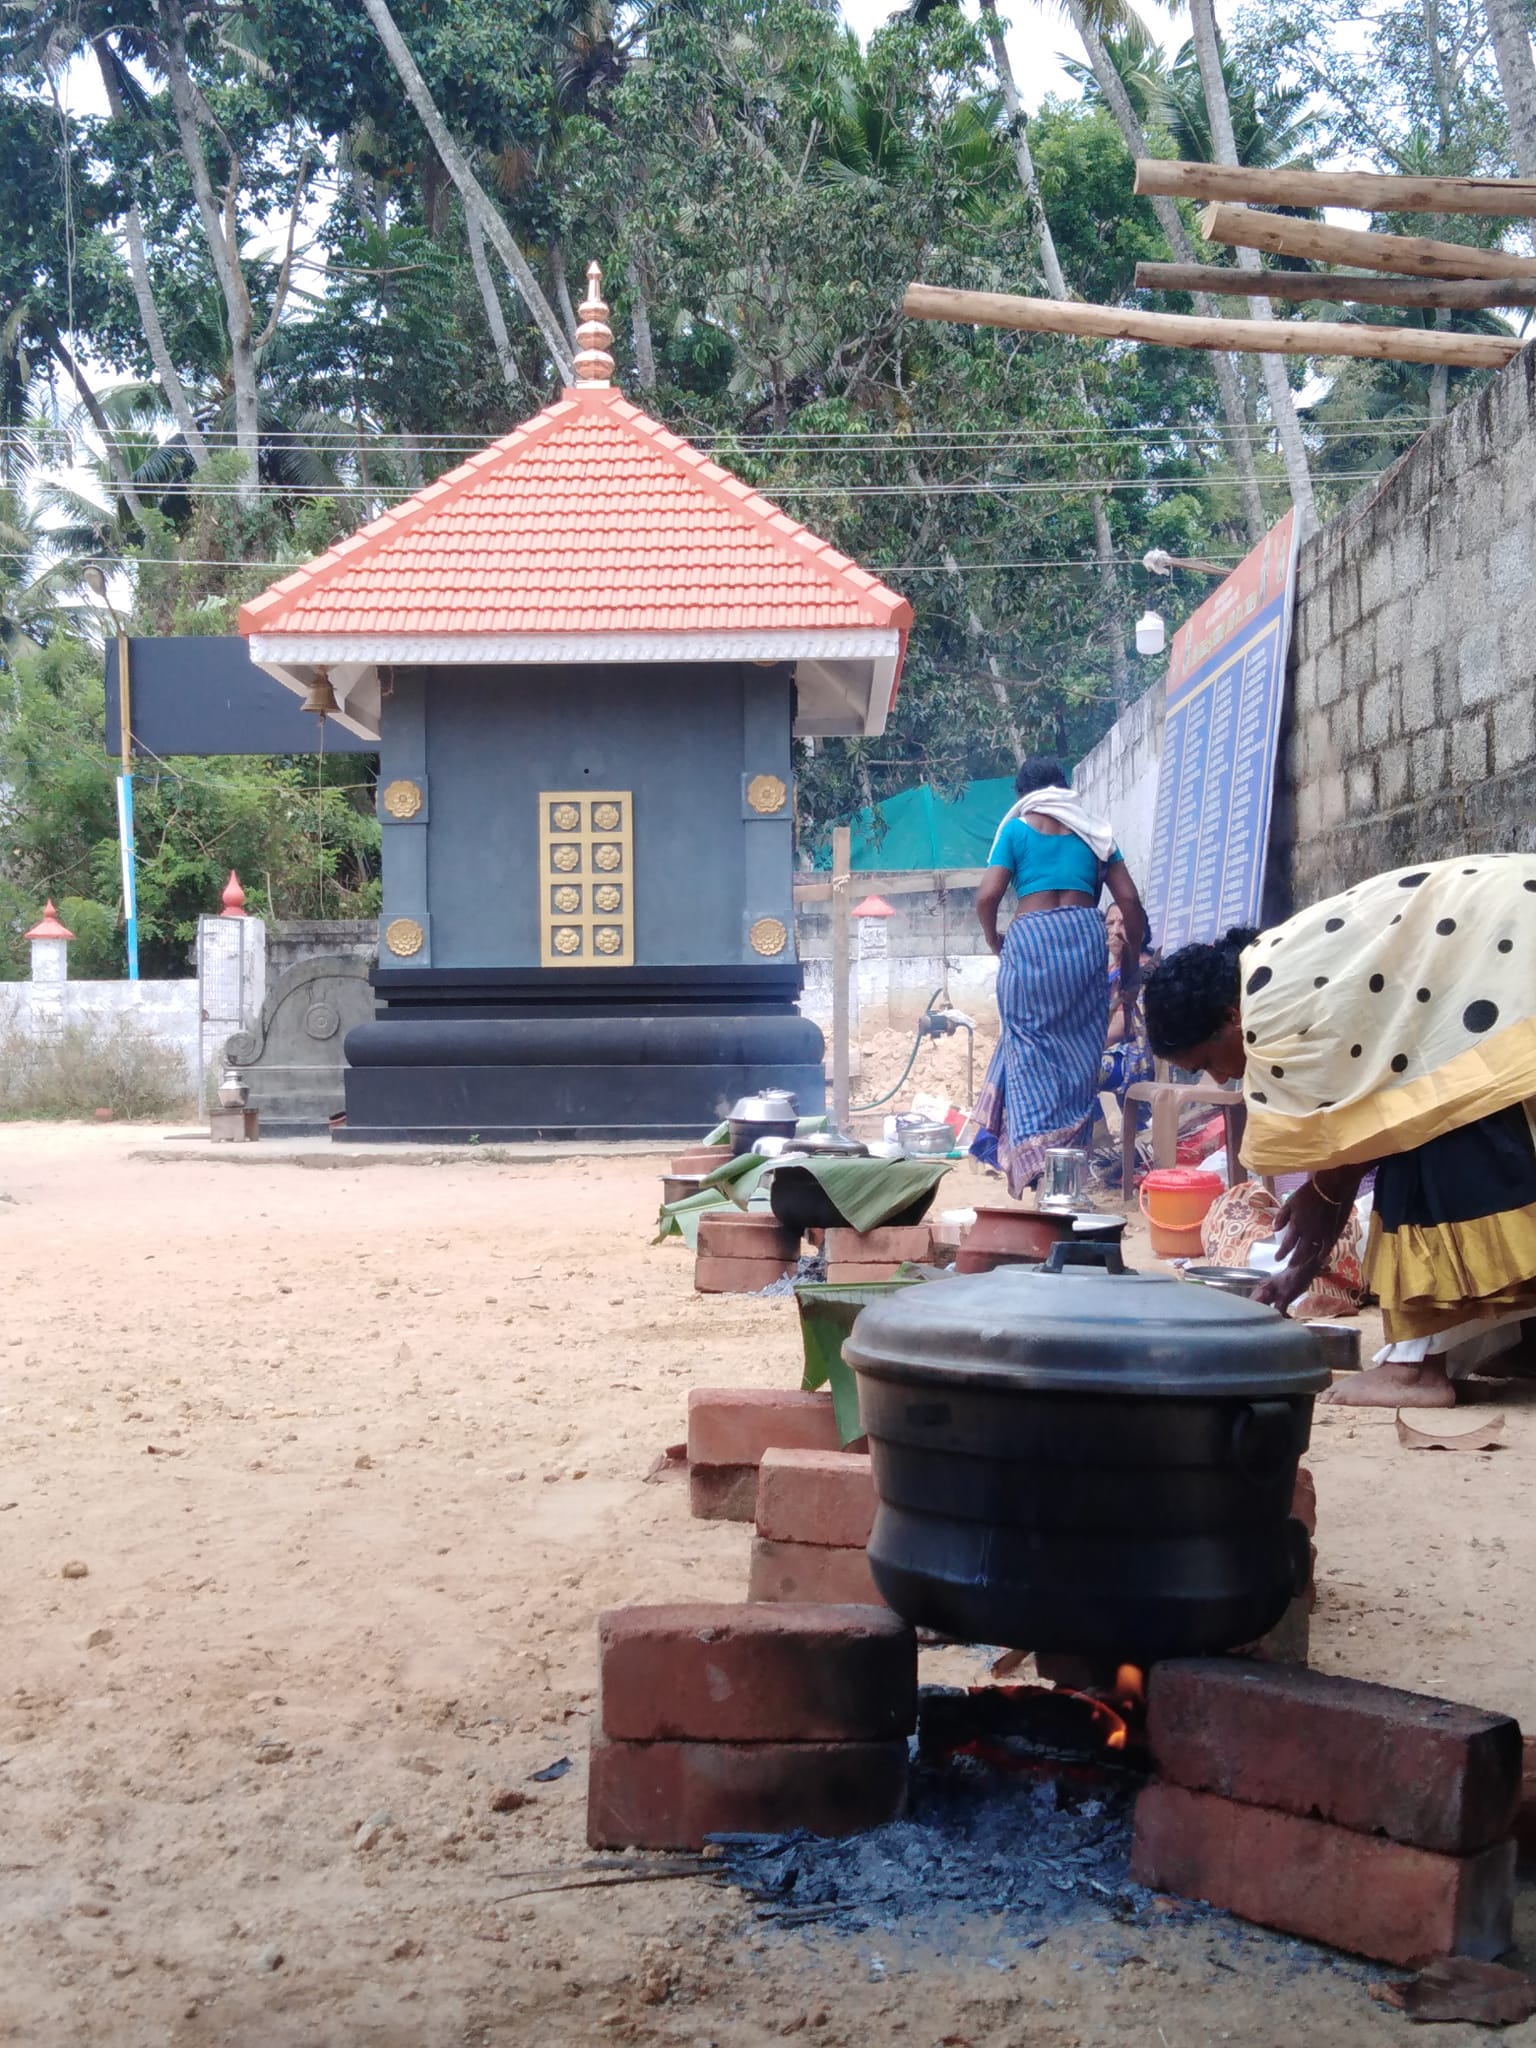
539;792;634;967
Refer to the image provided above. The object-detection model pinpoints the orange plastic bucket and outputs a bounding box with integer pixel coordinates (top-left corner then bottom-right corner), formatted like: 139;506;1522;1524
1139;1167;1224;1259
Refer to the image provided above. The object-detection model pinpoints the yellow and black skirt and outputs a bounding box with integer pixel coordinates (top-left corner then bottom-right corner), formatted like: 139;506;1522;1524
1365;1101;1536;1342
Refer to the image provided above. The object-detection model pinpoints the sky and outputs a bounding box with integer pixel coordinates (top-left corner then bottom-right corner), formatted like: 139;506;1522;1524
839;0;1189;109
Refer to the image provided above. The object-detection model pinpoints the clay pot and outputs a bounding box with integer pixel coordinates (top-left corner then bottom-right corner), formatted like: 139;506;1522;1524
962;1205;1078;1265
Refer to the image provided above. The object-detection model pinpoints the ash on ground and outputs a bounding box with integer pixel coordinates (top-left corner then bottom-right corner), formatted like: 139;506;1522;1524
714;1757;1141;1938
755;1249;827;1298
712;1757;1393;1990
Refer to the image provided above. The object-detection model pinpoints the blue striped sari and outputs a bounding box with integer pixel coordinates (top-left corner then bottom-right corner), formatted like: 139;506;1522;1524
970;906;1109;1197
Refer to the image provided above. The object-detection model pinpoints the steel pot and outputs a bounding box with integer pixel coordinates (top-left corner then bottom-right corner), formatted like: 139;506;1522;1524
727;1089;799;1156
845;1242;1328;1661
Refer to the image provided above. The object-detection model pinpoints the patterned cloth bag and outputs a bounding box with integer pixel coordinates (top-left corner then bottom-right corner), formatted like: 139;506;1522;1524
1200;1180;1364;1317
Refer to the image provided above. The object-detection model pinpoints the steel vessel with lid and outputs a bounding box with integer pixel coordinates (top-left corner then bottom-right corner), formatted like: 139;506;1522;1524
844;1244;1329;1660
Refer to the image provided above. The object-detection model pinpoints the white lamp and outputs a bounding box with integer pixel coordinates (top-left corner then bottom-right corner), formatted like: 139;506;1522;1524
1135;609;1166;657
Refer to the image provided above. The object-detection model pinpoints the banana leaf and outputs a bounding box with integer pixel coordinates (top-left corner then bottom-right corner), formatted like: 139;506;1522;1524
789;1156;953;1233
794;1276;928;1444
654;1151;777;1244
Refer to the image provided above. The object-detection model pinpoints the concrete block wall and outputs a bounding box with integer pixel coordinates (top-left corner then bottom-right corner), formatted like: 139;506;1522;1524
0;980;202;1087
1276;343;1536;903
796;876;1000;1033
1051;342;1536;926
1071;678;1165;897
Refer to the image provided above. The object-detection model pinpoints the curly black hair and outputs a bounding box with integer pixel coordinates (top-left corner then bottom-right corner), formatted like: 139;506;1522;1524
1143;927;1259;1058
1014;755;1068;796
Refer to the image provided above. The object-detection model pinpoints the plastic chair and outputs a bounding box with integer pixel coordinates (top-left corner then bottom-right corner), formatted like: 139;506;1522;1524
1120;1068;1247;1194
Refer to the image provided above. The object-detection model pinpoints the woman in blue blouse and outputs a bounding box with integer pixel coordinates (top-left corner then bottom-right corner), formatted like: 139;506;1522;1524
971;757;1147;1196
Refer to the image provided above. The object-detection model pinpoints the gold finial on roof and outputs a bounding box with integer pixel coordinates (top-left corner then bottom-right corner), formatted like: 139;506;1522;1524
572;260;616;386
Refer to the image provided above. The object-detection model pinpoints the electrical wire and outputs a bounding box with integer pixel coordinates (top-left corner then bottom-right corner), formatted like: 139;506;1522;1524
4;469;1394;502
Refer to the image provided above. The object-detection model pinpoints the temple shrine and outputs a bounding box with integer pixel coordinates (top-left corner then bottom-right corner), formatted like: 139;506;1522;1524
237;268;911;1141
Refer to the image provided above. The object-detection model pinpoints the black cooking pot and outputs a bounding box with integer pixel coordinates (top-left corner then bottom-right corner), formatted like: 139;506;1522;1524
844;1242;1329;1662
768;1166;940;1235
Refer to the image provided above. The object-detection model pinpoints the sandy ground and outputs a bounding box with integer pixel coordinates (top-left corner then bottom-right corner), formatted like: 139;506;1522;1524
4;1123;1536;2048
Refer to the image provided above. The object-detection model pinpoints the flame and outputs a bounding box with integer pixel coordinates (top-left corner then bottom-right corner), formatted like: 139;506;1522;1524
1101;1665;1147;1751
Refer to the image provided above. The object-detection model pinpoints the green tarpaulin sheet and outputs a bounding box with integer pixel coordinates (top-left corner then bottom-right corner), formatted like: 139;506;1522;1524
813;777;1014;871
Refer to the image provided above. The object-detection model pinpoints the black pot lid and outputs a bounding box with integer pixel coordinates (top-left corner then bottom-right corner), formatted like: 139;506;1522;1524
844;1263;1330;1399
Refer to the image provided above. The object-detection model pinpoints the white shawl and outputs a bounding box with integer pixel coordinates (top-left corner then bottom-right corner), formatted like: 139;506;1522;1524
1002;785;1117;864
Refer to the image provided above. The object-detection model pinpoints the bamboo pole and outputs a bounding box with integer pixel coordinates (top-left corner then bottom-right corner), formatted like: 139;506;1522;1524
1136;158;1536;219
1199;202;1536;282
1134;261;1536;309
902;282;1523;369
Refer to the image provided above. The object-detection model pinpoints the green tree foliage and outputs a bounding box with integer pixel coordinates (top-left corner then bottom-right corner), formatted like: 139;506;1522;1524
1;0;1527;968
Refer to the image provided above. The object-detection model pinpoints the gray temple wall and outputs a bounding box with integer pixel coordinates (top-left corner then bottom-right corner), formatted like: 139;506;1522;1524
376;661;795;970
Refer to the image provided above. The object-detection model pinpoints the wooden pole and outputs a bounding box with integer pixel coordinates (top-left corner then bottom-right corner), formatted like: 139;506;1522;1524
1199;202;1536;282
902;282;1523;370
830;826;851;1131
1135;260;1536;309
1135;158;1536;219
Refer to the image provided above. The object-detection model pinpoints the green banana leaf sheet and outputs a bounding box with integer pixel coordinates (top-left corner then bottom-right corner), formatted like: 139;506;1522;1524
788;1155;953;1233
794;1276;928;1444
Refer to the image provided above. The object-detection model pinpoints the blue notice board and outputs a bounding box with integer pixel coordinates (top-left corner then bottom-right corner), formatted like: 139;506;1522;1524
1145;511;1299;953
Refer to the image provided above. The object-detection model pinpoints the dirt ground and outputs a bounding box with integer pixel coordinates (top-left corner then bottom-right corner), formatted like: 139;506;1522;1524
4;1124;1536;2048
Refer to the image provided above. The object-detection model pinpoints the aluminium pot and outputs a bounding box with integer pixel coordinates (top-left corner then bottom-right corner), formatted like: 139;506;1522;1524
844;1242;1329;1662
727;1089;800;1156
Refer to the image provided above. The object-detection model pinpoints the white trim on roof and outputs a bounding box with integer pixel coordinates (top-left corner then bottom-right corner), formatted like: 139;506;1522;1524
249;628;901;666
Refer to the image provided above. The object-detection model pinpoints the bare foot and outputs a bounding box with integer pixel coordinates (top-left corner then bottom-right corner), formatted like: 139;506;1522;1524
1319;1361;1456;1408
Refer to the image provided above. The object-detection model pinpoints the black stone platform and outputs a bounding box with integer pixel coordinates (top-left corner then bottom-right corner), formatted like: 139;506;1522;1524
336;964;826;1142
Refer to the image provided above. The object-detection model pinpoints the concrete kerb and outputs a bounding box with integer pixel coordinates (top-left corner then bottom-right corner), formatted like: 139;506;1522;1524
130;1137;682;1168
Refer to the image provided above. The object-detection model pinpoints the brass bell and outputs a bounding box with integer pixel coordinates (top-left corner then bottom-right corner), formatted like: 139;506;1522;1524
301;674;339;717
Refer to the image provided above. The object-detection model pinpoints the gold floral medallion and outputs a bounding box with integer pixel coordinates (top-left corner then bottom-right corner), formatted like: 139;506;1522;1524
748;916;788;957
381;778;423;820
384;916;424;957
551;843;581;872
553;926;582;955
592;801;621;831
746;773;788;816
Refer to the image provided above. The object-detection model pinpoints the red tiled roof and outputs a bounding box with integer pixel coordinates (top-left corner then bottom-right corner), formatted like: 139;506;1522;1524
238;386;912;642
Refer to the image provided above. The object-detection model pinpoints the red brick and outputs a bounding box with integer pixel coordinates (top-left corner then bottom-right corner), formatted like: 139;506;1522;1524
697;1210;800;1261
1291;1463;1317;1537
1146;1660;1521;1855
824;1225;934;1266
672;1147;731;1174
687;1388;841;1468
755;1449;877;1550
1231;1597;1311;1667
587;1733;908;1849
1131;1783;1515;1966
598;1602;915;1743
748;1536;883;1607
688;1465;758;1522
693;1253;795;1294
826;1261;906;1283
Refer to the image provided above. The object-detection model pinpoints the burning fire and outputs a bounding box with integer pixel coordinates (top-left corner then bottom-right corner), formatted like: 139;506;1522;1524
1093;1664;1147;1752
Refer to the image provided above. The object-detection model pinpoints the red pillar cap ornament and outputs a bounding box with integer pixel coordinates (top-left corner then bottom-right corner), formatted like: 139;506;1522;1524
852;895;896;919
220;871;248;918
24;900;74;941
